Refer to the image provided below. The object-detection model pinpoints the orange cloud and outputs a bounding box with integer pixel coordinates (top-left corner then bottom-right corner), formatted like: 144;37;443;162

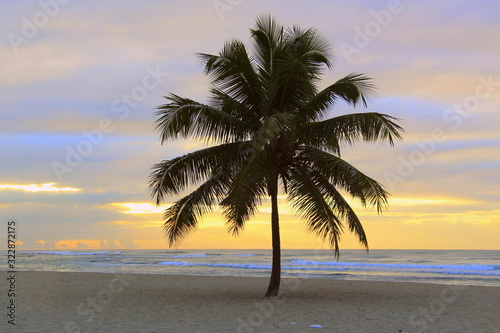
54;239;122;249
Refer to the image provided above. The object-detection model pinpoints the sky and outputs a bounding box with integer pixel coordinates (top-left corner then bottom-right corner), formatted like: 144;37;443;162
1;0;499;251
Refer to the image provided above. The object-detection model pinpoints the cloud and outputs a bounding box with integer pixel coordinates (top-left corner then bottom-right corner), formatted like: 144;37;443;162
0;183;80;192
107;202;168;214
105;220;163;230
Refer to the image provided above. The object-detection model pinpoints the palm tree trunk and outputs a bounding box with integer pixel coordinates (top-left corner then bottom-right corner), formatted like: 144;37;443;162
265;176;281;297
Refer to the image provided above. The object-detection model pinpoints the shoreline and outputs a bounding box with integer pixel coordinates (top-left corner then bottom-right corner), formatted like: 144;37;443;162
1;271;499;332
2;268;498;288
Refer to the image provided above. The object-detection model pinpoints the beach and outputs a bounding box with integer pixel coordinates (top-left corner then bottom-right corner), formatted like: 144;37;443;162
1;271;498;333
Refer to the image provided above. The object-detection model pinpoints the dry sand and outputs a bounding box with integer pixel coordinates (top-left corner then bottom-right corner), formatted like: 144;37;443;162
1;271;499;333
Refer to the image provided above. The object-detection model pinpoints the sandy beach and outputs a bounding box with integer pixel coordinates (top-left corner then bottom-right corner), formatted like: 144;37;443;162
1;271;498;333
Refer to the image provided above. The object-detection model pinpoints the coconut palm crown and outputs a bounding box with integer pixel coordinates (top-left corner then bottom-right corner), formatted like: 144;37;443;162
149;15;403;297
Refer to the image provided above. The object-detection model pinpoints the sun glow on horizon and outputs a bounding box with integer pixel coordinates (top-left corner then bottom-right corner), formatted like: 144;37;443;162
0;183;80;192
106;202;169;214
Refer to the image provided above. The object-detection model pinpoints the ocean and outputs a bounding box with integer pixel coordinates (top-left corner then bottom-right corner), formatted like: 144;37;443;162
3;249;499;287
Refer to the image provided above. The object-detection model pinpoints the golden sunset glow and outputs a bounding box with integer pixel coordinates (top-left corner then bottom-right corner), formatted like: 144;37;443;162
106;203;170;214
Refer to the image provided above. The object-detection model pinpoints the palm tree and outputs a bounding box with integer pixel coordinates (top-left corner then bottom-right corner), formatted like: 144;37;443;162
149;15;403;297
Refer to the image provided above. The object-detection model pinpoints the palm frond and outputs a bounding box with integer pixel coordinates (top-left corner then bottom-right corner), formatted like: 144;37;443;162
300;73;376;122
299;147;390;213
198;39;262;113
287;163;342;256
270;54;316;112
208;88;262;131
302;112;403;153
251;14;284;79
262;24;332;114
307;168;368;248
284;25;332;78
220;151;273;235
330;73;376;108
251;112;297;153
149;142;248;205
163;169;230;246
155;94;249;144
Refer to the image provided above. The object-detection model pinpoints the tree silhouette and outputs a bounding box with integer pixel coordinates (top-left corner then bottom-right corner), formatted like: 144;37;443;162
149;15;403;296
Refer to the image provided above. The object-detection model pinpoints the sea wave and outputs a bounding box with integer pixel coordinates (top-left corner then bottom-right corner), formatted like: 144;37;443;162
157;261;348;271
158;261;271;269
169;253;208;259
287;259;499;272
155;259;500;277
233;253;256;257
